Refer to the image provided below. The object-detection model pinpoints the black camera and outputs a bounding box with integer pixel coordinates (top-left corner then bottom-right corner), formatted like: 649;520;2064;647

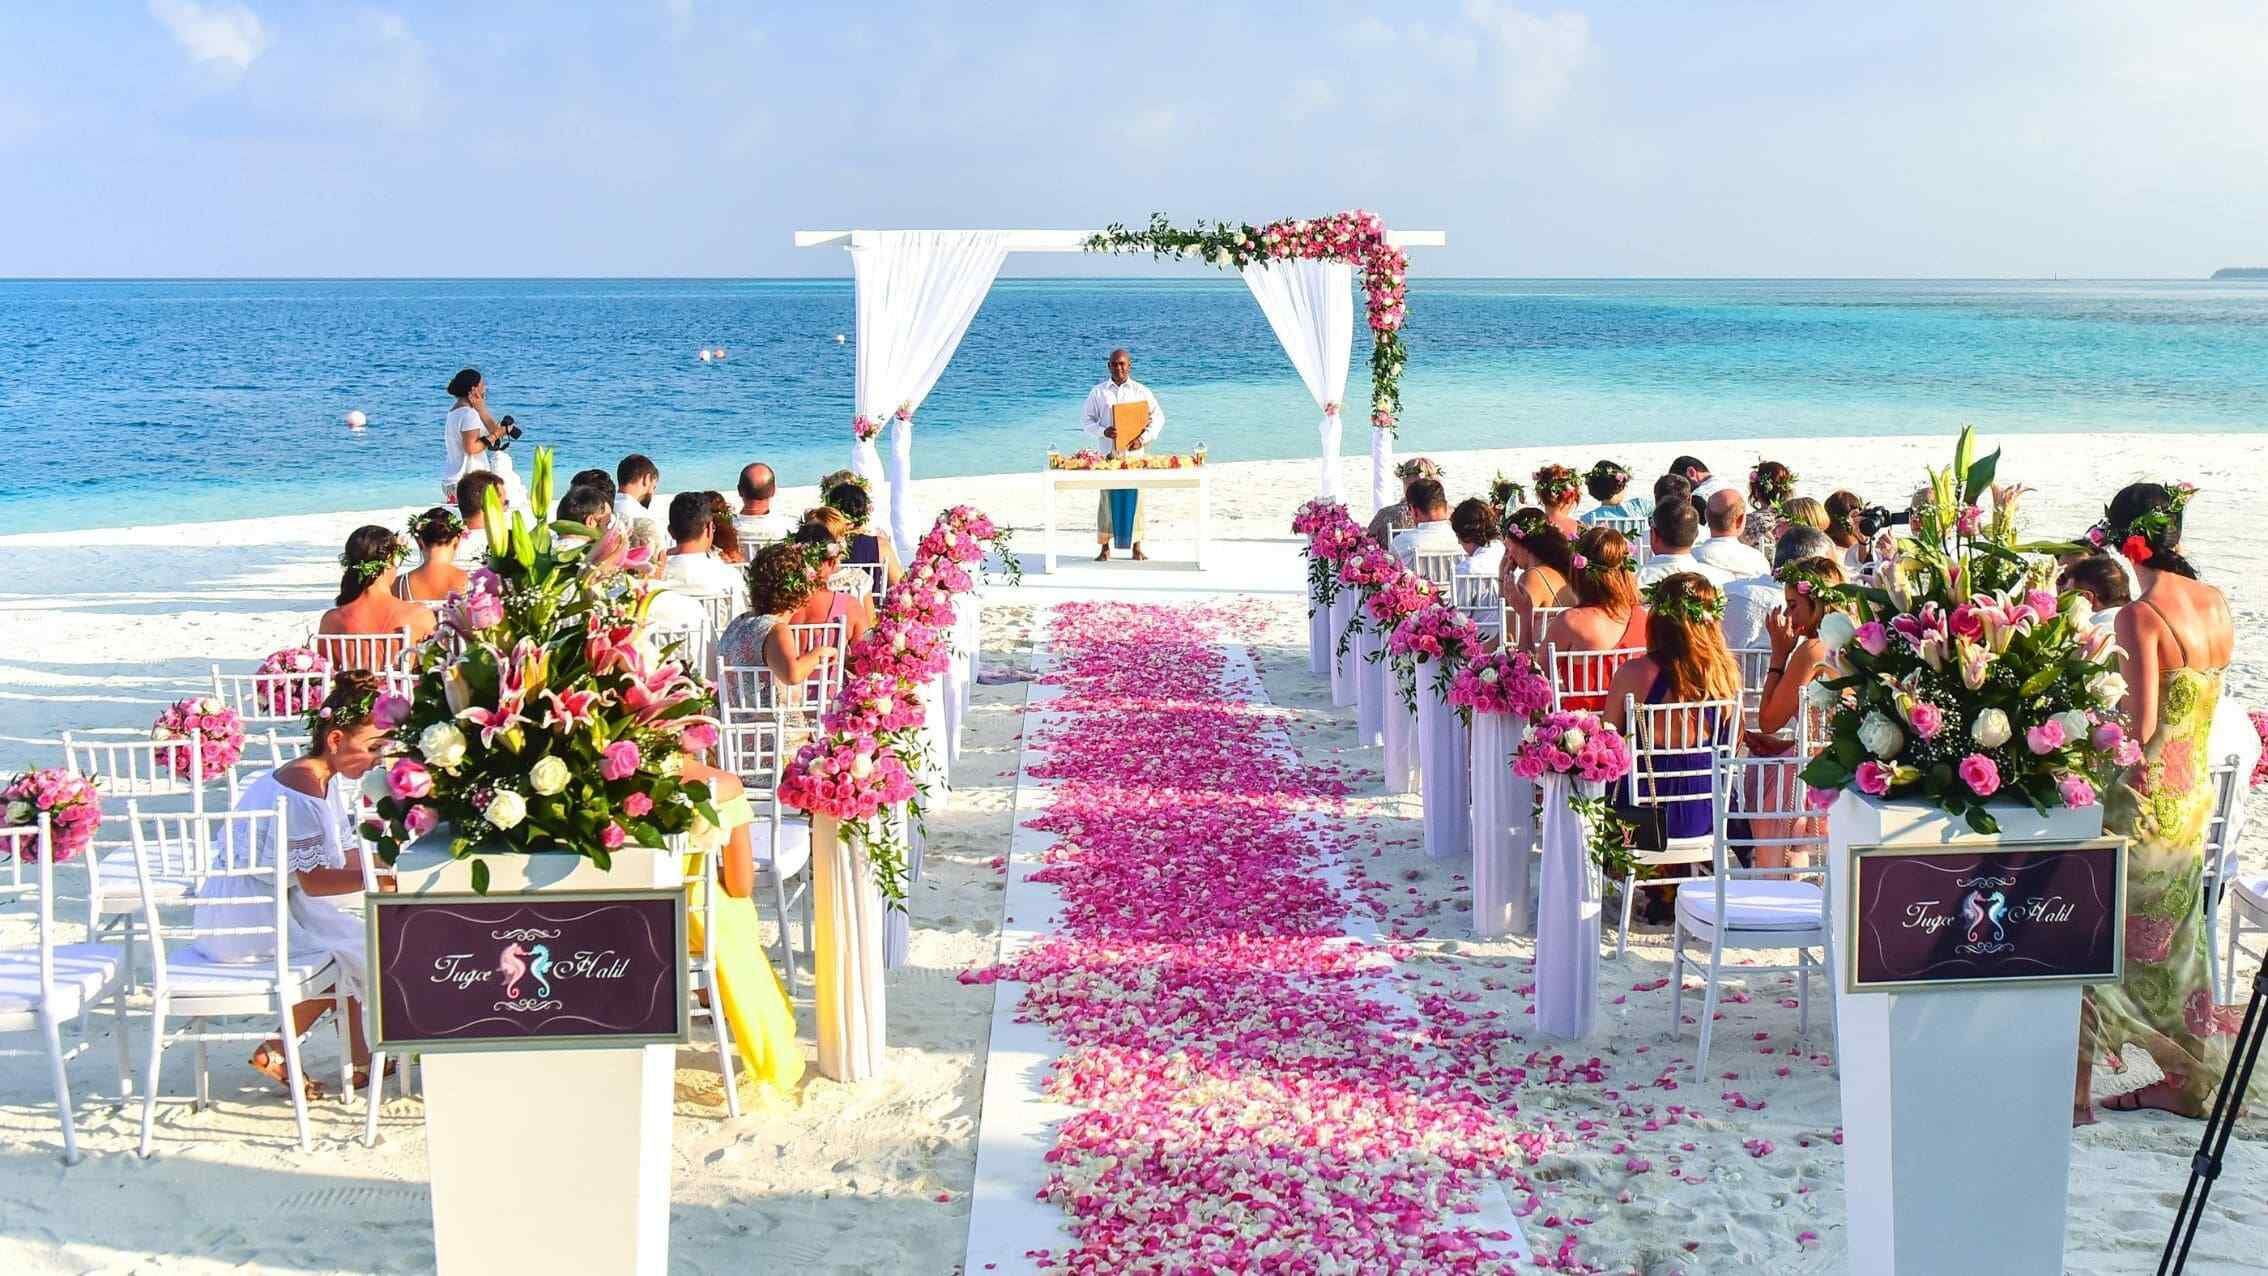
1853;504;1911;537
491;415;525;450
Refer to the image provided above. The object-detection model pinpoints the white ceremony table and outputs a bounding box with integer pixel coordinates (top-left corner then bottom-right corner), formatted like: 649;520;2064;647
1039;467;1211;572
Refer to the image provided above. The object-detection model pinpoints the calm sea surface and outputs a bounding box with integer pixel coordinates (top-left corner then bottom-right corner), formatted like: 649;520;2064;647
2;277;2265;533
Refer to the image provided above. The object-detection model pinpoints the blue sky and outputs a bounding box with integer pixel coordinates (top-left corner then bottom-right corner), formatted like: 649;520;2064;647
2;1;2264;277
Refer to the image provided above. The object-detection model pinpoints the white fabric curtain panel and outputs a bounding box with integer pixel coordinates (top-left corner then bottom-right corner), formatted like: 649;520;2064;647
849;231;1011;549
1241;260;1353;502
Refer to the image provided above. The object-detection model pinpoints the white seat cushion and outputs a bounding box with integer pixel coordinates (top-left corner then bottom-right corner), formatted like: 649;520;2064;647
0;942;126;1018
756;815;812;880
94;848;194;910
1675;878;1825;931
161;949;336;1001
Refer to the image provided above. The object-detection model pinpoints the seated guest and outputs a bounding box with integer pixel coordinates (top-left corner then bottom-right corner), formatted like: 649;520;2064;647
2059;553;2132;629
1578;459;1653;526
1653;471;1693;513
788;518;874;645
1741;555;1847;867
800;506;880;602
1723;526;1837;650
1533;464;1584;539
1449;498;1503;580
1367;457;1441;547
1391;478;1458;565
662;491;748;613
456;468;506;536
627;521;704;634
1636;500;1732;588
822;473;906;588
734;463;795;544
320;525;436;650
1778;495;1829;538
555;481;613;533
614;454;661;543
397;507;470;603
1498;508;1574;650
1823;489;1868;575
716;541;835;691
1671;455;1734;501
705;491;748;566
1604;573;1741;871
568;469;616;505
1695;490;1772;578
1545;527;1647;655
196;672;389;1097
674;755;803;1092
1743;461;1799;550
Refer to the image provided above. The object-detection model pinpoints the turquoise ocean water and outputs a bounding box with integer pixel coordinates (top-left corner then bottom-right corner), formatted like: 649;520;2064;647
1;277;2264;534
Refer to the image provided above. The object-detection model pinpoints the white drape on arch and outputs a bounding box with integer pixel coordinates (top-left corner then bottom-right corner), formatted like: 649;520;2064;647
1240;260;1352;503
848;231;1009;550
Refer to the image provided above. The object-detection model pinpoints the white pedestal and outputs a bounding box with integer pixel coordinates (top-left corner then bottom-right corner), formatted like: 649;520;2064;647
1353;626;1385;748
1328;594;1358;707
1416;678;1470;858
1381;680;1418;795
1469;714;1535;937
1534;775;1601;1040
393;845;678;1276
1828;794;2104;1276
1307;584;1332;676
813;814;887;1082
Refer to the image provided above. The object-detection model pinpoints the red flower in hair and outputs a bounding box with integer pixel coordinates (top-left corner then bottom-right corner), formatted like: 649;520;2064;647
2120;534;2154;564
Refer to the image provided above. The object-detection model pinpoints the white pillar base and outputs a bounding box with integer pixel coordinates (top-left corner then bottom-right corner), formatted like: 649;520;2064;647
1416;680;1470;858
813;814;887;1082
1353;627;1385;748
1328;594;1358;707
1469;714;1534;937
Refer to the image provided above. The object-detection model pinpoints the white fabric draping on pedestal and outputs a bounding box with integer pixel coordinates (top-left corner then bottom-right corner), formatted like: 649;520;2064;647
1535;774;1603;1040
1370;427;1395;512
1308;581;1333;676
1328;593;1358;707
848;231;1010;549
1353;625;1385;748
1382;677;1419;795
1241;260;1353;503
1417;673;1471;858
918;674;950;811
813;814;887;1080
883;801;919;969
1469;714;1535;937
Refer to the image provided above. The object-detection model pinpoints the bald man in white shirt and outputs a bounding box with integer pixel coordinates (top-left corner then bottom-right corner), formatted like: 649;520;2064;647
1080;347;1164;561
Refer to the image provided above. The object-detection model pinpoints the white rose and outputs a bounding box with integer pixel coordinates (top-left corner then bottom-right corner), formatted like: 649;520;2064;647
2088;670;2127;706
851;753;875;781
198;696;226;715
2052;709;2091;743
151;725;174;741
1558;728;1587;752
419;721;469;771
660;753;685;777
2061;594;2092;628
1971;708;2012;749
484;789;528;831
1858;712;1905;760
5;799;32;825
528;755;570;797
360;767;393;806
1478;666;1500;684
1818;611;1857;652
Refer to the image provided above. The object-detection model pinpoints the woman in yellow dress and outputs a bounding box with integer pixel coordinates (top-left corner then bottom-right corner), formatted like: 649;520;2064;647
682;759;804;1094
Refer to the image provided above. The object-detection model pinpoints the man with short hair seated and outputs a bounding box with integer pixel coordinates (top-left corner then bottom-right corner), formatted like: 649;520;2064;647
456;469;506;538
613;454;661;544
734;462;794;544
1723;526;1836;649
1636;499;1733;588
555;482;613;532
661;490;748;613
1390;478;1458;567
1694;490;1771;578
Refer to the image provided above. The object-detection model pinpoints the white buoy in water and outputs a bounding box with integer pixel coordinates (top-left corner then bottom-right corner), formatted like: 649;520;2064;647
344;409;367;430
835;333;847;344
714;347;727;360
698;348;713;362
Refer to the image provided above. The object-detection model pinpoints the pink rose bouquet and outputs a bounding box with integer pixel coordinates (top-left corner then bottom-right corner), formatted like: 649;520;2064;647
1512;710;1635;786
150;697;246;780
1448;649;1553;722
2;767;102;860
252;646;332;716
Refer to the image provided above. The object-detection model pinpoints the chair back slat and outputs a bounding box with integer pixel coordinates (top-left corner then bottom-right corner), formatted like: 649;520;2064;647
1720;753;1829;880
312;629;413;675
2206;755;2243;881
1410;549;1461;589
1626;696;1739;823
1544;644;1642;712
647;623;713;686
211;664;334;728
1591;515;1653;562
1450;574;1503;638
0;818;45;903
129;801;291;950
683;592;738;644
64;733;208;821
1728;646;1774;728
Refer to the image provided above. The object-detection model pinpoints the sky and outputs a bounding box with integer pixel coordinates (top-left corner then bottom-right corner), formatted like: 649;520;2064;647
2;1;2265;277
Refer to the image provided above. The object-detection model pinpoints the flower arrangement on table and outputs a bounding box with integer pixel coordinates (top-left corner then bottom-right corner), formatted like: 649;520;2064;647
252;646;333;717
1;767;102;860
356;449;721;893
1447;649;1554;725
1085;209;1410;432
1385;603;1482;711
150;697;246;782
1799;428;2129;833
1046;448;1208;472
1513;709;1640;876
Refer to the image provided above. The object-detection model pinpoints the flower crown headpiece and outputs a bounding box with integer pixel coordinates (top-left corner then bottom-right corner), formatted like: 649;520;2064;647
408;508;466;543
1569;551;1636;579
339;536;409;584
303;677;382;742
1486;473;1527;513
1584;459;1631;490
1749;463;1798;507
1500;507;1553;543
1395;457;1443;483
795;535;845;580
825;472;873;500
2086;481;2196;565
1641;579;1727;624
1773;557;1844;600
1533;464;1580;504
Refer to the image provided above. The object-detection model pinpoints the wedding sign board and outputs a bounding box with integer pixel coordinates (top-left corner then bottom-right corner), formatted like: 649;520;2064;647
1110;400;1147;453
1844;838;2125;992
368;888;688;1053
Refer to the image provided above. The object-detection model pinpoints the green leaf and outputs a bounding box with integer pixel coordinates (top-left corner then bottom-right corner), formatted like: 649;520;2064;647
1963;447;2001;506
2018;665;2060;698
470;859;491;895
590;846;613;872
1963;805;2000;836
1833;734;1863;769
1802;756;1850;789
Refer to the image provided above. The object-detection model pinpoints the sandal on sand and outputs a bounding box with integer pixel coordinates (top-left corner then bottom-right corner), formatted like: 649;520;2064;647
351;1058;399;1092
2101;1084;2201;1118
249;1044;325;1101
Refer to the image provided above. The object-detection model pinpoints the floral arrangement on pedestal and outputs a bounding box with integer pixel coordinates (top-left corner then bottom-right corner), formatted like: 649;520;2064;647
1385;603;1481;711
1799;428;2128;833
775;502;1011;904
1085;210;1410;432
356;449;720;893
1513;709;1639;876
1294;502;1364;617
1447;649;1554;725
2;768;102;860
1046;447;1208;472
150;697;246;781
252;646;333;717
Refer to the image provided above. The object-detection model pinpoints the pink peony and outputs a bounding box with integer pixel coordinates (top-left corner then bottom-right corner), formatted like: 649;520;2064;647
2056;773;2098;808
1957;753;2001;798
1855;760;1894;797
622;792;653;818
403;803;440;836
386;758;434;801
372;693;412;730
680;721;719;752
2025;720;2066;755
600;822;627;850
1905;701;1946;740
601;740;642;781
1854;621;1889;657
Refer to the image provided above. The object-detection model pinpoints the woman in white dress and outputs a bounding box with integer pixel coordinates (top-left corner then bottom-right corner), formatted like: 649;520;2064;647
193;672;391;1097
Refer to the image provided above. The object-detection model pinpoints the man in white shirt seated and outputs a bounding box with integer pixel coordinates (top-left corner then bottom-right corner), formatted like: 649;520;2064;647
1694;490;1772;578
1670;454;1734;502
627;521;706;633
1636;500;1734;589
1389;479;1458;567
661;491;747;614
1722;527;1836;650
613;454;661;545
733;462;795;544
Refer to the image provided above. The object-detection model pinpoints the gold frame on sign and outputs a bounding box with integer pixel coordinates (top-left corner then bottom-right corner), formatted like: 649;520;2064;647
1843;836;2127;994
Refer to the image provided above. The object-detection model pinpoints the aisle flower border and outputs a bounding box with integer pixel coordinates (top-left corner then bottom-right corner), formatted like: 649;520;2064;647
1085;210;1412;432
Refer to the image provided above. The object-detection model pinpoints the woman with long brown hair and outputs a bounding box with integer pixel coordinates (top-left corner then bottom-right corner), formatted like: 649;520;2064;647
1605;571;1742;840
1497;508;1573;650
1545;526;1647;656
1741;555;1844;868
1823;490;1867;574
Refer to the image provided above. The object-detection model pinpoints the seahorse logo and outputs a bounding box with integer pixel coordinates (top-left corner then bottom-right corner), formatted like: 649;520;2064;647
529;944;554;999
499;942;531;999
1960;887;2009;944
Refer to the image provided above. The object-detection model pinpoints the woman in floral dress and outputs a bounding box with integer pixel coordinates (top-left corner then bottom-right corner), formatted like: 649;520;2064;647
2076;482;2242;1122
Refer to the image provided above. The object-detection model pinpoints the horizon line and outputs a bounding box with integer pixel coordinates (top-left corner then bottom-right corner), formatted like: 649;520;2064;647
0;273;2252;284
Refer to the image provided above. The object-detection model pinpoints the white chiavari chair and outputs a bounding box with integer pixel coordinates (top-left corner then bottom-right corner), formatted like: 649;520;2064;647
63;733;209;934
833;562;886;605
1451;574;1504;644
1541;643;1641;713
1729;646;1775;730
1409;549;1461;592
0;817;137;1165
2206;755;2251;1002
786;620;850;702
311;629;414;676
1508;603;1570;651
1613;695;1739;957
1670;753;1834;1078
1591;515;1653;562
685;592;738;646
647;623;713;687
129;800;336;1155
717;718;815;988
349;827;414;1147
211;664;333;732
682;831;743;1119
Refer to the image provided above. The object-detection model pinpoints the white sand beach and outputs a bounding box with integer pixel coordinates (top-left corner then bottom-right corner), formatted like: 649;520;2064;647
2;430;2264;1274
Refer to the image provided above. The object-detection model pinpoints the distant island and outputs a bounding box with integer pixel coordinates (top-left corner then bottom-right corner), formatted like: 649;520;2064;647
2211;267;2268;279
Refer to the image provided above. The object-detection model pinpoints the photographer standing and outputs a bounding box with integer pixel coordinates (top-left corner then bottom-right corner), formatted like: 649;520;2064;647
443;367;525;512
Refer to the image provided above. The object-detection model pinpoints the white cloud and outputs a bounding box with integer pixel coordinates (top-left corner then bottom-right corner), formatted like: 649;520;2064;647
1464;1;1590;125
148;0;267;75
1344;3;1590;127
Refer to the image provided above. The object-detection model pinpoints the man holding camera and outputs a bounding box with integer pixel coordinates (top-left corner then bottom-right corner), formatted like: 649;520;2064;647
443;367;527;511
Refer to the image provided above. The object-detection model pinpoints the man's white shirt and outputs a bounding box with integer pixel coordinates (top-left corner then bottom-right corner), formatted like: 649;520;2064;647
663;549;746;614
1720;574;1780;650
1390;520;1460;568
1081;377;1164;450
1636;551;1735;590
734;509;796;545
1694;535;1771;579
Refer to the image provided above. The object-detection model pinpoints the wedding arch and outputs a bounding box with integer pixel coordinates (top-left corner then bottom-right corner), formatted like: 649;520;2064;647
793;214;1446;549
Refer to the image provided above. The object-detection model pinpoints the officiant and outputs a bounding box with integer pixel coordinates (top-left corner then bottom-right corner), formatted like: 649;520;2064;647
1080;347;1164;561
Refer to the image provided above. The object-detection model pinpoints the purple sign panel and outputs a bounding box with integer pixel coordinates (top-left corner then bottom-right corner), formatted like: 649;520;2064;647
368;890;688;1051
1847;839;2126;991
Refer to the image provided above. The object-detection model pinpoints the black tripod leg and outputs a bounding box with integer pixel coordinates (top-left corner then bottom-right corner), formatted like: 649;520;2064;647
2160;967;2268;1276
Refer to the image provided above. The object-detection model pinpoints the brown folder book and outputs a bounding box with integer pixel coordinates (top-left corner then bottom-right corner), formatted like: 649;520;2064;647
1110;400;1148;453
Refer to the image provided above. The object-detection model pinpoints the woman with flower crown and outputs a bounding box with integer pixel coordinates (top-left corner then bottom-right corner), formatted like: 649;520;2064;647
2076;482;2244;1122
1533;464;1584;539
718;541;836;696
1742;555;1844;867
1577;459;1653;527
397;506;470;603
193;672;392;1097
1497;507;1574;651
319;524;437;655
1546;527;1648;660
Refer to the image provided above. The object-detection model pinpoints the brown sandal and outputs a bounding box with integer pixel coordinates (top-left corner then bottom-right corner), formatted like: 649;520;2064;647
352;1058;399;1091
249;1044;326;1101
